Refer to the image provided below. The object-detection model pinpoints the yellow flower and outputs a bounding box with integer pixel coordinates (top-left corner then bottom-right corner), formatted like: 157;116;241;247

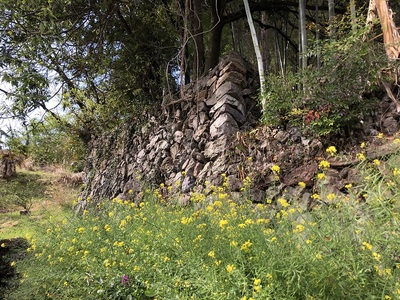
253;285;261;292
315;253;323;260
311;194;320;200
345;183;352;190
373;159;380;165
326;193;336;201
226;264;235;273
266;273;273;280
247;156;253;162
362;241;373;251
104;259;111;268
377;132;384;139
318;160;330;169
181;217;193;225
10;261;15;267
119;220;127;228
253;278;261;285
208;250;216;258
0;243;5;248
245;219;254;225
240;240;253;252
230;240;238;247
218;193;228;200
77;227;85;234
293;224;305;233
277;198;290;208
326;146;337;156
271;164;280;174
317;173;325;180
298;181;306;189
372;252;381;261
219;219;228;228
356;153;366;161
360;142;366;148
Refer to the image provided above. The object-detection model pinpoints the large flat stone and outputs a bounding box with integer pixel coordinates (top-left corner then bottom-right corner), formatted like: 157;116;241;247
211;104;245;125
204;136;228;160
209;113;239;139
210;94;245;116
220;60;247;75
216;71;246;89
214;81;243;102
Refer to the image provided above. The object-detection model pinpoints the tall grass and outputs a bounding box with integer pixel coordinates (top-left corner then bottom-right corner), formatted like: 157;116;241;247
5;147;400;299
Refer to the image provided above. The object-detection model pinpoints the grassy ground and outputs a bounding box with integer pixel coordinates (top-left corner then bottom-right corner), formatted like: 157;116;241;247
0;168;79;299
0;169;77;238
2;143;400;299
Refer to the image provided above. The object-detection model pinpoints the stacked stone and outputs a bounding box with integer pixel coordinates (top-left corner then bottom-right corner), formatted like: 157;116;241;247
81;51;258;202
163;52;254;192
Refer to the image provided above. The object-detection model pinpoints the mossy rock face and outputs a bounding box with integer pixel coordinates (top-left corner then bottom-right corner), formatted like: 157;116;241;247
0;238;29;295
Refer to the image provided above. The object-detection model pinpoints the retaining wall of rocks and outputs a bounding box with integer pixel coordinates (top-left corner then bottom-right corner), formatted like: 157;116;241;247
80;51;400;207
80;51;261;202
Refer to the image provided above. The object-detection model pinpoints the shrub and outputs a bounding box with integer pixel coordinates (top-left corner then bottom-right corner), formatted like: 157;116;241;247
262;18;389;136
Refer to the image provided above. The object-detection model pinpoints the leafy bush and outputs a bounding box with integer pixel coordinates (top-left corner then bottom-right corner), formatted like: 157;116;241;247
262;19;388;136
0;172;47;213
6;117;86;171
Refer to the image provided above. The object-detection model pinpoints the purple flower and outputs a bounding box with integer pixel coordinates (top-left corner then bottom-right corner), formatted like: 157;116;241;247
121;275;130;285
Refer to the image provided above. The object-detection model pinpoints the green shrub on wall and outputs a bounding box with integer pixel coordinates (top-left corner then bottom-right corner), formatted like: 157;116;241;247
262;20;389;136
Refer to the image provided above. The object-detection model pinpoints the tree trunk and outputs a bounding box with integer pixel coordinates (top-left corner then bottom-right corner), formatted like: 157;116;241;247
366;0;377;26
315;0;321;68
204;0;226;71
243;0;266;111
191;0;205;79
375;0;400;59
350;0;357;32
328;0;336;38
299;0;307;70
261;11;270;74
180;0;190;98
366;0;400;112
275;32;284;76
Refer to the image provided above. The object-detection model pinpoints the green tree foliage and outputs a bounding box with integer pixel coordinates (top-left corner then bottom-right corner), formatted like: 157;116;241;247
6;116;86;171
0;0;178;136
1;0;381;143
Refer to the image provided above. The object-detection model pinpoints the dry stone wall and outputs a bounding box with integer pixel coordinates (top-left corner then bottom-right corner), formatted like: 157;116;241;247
81;51;261;202
80;51;396;206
